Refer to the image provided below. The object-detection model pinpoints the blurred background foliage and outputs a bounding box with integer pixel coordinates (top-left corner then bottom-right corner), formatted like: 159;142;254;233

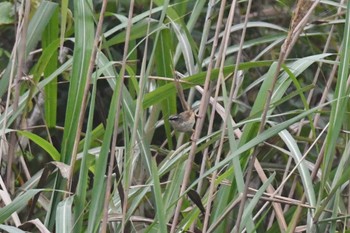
0;0;349;233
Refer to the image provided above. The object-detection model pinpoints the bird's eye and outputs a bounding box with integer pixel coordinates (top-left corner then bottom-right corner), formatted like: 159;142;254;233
169;115;180;121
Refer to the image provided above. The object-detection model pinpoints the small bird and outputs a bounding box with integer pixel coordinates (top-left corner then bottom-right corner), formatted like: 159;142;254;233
168;72;196;133
168;110;195;132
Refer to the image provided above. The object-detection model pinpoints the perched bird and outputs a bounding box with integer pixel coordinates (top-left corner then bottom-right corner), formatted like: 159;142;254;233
168;109;195;132
168;72;196;134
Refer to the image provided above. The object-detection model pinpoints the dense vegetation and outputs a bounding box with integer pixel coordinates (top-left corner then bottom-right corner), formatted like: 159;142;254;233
0;0;349;232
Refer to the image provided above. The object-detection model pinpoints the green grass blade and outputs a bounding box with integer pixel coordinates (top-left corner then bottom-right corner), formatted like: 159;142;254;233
42;6;59;128
56;196;74;233
0;189;42;223
319;0;350;208
17;131;60;161
48;0;94;229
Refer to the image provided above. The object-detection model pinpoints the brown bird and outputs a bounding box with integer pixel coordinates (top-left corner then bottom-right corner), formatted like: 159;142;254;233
168;73;196;133
168;110;195;132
